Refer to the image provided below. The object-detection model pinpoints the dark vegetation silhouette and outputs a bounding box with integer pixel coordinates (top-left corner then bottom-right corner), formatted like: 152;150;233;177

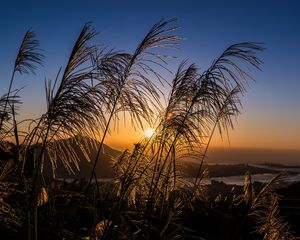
0;19;295;239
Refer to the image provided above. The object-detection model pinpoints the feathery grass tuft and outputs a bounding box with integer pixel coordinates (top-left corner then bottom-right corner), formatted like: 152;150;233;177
14;30;44;75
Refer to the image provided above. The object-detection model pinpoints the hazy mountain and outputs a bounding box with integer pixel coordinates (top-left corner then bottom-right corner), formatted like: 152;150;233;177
40;136;286;180
4;135;297;179
42;136;122;179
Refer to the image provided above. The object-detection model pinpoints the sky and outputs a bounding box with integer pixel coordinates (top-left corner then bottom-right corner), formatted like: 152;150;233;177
0;0;299;152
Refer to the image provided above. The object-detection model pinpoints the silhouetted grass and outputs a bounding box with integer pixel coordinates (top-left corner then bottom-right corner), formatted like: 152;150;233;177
0;19;295;240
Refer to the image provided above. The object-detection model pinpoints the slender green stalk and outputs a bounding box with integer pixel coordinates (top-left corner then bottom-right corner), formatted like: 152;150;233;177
1;29;43;130
85;99;118;197
26;122;52;239
192;88;240;198
146;99;194;213
34;204;38;240
0;71;16;131
12;102;19;163
25;179;32;240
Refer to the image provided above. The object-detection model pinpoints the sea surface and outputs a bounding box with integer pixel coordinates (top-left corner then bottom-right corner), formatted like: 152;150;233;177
58;166;300;186
210;173;300;186
207;163;300;185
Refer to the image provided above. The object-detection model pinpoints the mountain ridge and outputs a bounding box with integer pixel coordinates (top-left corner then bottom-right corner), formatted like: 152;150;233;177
41;136;122;179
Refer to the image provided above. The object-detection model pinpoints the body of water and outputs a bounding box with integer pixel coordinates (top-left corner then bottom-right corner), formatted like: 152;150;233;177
208;163;300;185
56;163;300;186
210;173;300;186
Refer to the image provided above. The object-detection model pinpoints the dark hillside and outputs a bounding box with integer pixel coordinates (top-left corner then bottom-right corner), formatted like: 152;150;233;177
41;136;121;178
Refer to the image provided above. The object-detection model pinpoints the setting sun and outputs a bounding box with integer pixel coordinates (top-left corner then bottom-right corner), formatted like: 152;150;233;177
144;128;155;138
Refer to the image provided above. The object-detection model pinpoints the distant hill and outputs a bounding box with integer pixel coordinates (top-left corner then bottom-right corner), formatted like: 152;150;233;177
42;136;122;179
7;136;295;179
41;137;285;179
205;147;300;165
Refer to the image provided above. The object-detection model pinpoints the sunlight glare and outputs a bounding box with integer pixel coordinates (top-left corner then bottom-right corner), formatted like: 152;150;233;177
144;128;155;138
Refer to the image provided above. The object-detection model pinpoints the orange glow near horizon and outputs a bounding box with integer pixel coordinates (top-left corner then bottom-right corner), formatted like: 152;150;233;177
14;108;300;152
15;95;300;152
103;122;300;152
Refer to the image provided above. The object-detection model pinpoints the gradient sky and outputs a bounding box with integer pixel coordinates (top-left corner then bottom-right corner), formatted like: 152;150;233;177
0;0;299;151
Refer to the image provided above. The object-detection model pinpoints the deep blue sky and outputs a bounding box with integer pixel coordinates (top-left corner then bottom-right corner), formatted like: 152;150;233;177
0;0;299;150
